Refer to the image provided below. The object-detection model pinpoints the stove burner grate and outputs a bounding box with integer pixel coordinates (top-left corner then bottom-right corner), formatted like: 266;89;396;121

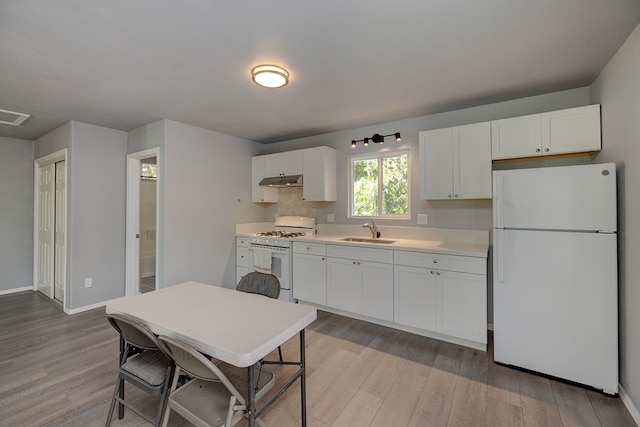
256;231;307;238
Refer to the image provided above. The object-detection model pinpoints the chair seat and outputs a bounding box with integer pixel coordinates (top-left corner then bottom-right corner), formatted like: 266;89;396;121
169;378;245;427
122;350;171;387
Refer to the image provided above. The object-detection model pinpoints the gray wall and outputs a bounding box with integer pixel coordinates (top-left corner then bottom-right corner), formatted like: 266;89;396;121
161;120;265;289
34;121;128;309
264;87;591;231
0;137;34;292
70;122;128;307
591;21;640;416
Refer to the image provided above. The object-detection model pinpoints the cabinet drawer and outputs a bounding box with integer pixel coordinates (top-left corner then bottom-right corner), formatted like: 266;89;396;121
236;236;250;248
327;245;393;264
236;247;249;267
394;250;485;275
293;242;326;256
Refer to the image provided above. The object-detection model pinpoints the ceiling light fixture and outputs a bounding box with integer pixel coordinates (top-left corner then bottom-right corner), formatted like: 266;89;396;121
351;132;401;149
251;65;289;88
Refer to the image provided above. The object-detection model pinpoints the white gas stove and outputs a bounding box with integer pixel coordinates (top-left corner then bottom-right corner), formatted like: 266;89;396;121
248;216;316;302
249;216;316;248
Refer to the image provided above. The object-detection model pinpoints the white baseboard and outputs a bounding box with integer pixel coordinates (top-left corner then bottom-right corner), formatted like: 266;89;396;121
0;286;33;296
620;384;640;425
65;300;107;315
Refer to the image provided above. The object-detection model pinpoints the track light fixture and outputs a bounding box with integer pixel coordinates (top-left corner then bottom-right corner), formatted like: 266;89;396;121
350;132;401;149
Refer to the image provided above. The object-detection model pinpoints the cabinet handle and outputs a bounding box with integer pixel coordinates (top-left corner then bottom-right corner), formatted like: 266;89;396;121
241;256;244;259
353;261;356;265
448;194;452;198
454;194;459;198
306;247;310;250
436;271;441;275
544;148;550;152
433;259;438;264
536;148;541;153
430;270;435;274
322;257;325;260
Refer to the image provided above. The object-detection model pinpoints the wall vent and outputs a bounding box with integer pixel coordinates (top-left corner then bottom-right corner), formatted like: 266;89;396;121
0;108;30;126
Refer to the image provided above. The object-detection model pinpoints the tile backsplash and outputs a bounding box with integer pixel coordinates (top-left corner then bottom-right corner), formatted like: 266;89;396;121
277;187;316;219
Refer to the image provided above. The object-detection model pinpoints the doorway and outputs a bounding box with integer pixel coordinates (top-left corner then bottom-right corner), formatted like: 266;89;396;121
139;157;157;293
126;148;160;296
34;149;67;309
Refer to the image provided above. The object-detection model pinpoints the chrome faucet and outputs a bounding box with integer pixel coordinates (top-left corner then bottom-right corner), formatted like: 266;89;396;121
362;220;381;239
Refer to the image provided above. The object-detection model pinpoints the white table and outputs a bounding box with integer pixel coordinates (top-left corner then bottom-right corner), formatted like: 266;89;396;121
106;281;317;426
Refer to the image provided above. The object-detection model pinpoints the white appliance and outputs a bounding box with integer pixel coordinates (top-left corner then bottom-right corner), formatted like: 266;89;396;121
493;163;618;394
248;216;316;303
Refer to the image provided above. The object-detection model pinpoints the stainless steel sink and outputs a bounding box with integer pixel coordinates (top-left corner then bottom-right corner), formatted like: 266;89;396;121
340;237;397;244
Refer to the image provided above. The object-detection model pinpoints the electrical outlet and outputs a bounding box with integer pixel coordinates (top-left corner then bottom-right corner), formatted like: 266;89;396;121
417;214;428;225
84;278;92;288
327;213;335;223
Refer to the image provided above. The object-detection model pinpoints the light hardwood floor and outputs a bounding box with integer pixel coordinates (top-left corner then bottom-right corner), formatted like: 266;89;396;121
0;290;635;427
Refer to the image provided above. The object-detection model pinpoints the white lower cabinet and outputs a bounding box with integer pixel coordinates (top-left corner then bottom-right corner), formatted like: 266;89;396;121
394;250;487;347
437;270;486;343
393;265;437;331
326;245;394;322
236;237;250;284
291;241;487;350
292;242;327;305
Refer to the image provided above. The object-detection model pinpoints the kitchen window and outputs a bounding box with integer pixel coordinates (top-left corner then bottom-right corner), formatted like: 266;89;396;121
349;150;410;218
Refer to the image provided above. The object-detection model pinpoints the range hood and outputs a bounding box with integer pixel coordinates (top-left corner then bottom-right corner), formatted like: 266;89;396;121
259;174;303;187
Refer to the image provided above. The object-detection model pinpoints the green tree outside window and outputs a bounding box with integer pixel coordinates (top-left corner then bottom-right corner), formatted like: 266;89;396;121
351;151;409;218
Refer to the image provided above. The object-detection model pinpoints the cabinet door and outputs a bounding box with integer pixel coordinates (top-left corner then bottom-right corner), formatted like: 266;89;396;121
293;253;327;305
360;261;393;321
394;265;437;330
437;270;486;344
302;146;337;202
251;156;277;202
542;104;601;155
419;128;454;199
454;122;492;199
265;151;303;176
236;267;249;285
491;114;542;160
327;257;360;312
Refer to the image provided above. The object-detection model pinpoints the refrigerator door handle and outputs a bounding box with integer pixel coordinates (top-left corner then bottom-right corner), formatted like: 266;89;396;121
496;229;504;283
494;175;504;228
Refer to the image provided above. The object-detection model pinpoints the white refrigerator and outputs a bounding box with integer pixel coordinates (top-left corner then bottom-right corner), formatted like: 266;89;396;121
493;163;618;394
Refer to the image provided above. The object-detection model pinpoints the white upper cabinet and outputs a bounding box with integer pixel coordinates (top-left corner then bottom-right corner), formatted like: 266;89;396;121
420;122;492;200
251;156;277;203
264;150;303;177
302;146;336;201
252;146;336;203
491;104;601;160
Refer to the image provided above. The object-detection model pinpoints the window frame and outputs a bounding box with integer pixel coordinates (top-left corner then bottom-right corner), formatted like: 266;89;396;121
348;149;411;220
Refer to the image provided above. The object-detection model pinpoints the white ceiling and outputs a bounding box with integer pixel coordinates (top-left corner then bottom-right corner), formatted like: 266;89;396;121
1;1;639;143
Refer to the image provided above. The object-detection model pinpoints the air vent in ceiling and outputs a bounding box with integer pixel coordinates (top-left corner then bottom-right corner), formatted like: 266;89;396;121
0;108;30;126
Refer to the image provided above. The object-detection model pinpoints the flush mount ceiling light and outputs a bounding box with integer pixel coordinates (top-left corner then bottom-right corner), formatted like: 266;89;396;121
351;132;401;148
251;65;289;88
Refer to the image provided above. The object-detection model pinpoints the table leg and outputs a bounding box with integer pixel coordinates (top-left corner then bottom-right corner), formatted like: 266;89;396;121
248;364;256;427
300;329;306;427
118;336;125;419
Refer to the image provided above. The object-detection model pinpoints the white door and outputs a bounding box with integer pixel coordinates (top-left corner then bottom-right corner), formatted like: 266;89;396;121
454;122;492;199
493;228;618;392
493;163;617;231
54;161;66;303
37;164;55;298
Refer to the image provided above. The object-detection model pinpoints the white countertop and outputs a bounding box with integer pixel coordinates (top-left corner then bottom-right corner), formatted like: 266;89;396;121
290;235;488;258
236;223;489;258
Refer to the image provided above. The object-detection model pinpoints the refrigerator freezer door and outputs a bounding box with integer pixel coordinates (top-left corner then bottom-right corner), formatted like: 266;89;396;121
493;229;618;393
493;163;617;232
